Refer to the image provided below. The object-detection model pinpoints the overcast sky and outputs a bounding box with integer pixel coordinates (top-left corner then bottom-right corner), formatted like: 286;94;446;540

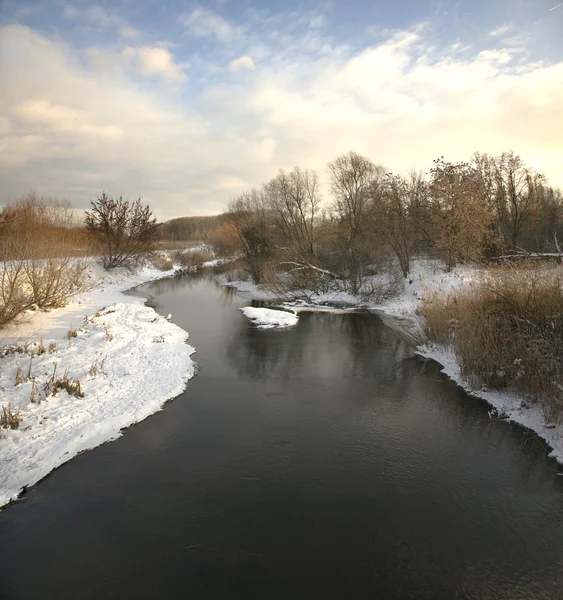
1;0;562;218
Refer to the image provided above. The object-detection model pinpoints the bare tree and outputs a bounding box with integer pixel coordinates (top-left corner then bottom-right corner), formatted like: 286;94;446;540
372;173;412;278
264;167;320;259
328;151;386;294
85;193;159;270
226;189;274;283
492;152;544;249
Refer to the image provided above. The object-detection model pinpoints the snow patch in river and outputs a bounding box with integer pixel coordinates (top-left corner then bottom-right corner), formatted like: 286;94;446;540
240;307;298;328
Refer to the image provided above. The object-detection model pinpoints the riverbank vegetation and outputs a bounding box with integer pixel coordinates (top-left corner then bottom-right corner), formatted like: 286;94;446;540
1;192;164;329
216;150;562;294
213;149;563;425
0;193;91;327
421;264;563;423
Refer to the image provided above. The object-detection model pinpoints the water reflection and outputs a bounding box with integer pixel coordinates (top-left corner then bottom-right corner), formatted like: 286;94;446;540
226;310;414;382
2;269;563;600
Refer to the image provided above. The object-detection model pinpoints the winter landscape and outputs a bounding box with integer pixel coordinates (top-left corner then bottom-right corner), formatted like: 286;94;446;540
1;0;563;598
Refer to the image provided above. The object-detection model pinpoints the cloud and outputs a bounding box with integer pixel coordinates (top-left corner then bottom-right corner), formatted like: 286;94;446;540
62;2;138;38
180;8;242;42
1;21;562;219
229;55;255;72
126;47;187;82
17;99;122;138
489;24;511;37
84;45;187;82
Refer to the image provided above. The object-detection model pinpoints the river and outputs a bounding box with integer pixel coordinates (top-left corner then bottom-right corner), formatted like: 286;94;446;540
1;271;563;599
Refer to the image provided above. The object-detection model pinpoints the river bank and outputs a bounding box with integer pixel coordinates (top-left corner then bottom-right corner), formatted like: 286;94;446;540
0;259;196;508
218;260;563;469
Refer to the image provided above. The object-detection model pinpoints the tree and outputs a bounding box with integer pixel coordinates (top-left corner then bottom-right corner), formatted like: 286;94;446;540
495;152;544;250
85;193;159;270
429;158;494;271
372;173;412;278
264;167;320;260
225;189;275;284
328;151;386;294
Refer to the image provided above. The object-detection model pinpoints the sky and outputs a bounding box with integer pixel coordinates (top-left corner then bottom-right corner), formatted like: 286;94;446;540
0;0;562;218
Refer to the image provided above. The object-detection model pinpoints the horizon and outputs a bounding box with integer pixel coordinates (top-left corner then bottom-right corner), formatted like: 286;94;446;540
1;0;562;220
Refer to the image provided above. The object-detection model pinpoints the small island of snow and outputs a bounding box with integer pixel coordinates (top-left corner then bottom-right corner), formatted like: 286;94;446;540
240;307;298;329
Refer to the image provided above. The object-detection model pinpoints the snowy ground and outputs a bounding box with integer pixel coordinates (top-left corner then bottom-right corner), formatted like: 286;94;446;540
219;260;563;468
240;306;298;328
0;258;196;508
219;260;478;318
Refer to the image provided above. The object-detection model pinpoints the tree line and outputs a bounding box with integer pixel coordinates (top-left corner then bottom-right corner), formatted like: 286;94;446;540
217;150;563;294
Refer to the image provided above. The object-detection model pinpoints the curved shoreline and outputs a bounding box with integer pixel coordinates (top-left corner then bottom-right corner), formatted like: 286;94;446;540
0;265;196;509
221;274;563;471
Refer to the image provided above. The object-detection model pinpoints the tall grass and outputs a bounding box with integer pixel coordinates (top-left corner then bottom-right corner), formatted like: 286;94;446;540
0;194;90;326
421;265;563;424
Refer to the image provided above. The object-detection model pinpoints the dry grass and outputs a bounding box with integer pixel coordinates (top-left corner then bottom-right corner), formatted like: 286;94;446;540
151;254;174;271
1;404;22;430
172;249;214;269
1;194;91;327
44;366;84;398
156;240;204;251
421;264;563;424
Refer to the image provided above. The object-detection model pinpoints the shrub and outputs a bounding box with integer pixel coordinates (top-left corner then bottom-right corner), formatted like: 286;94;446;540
45;367;84;398
421;265;563;423
151;254;174;271
0;193;89;326
85;193;159;270
1;404;22;430
172;249;214;269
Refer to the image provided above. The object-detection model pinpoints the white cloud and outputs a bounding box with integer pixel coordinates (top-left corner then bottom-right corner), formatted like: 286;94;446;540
62;2;138;39
490;24;511;37
17;99;122;137
85;45;187;82
308;15;326;29
229;55;255;72
1;22;562;218
126;47;187;82
180;8;242;42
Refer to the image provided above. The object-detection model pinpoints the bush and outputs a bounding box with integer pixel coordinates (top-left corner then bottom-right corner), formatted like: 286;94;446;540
421;265;563;423
1;404;22;430
0;194;89;326
151;254;174;271
85;193;159;270
171;249;214;269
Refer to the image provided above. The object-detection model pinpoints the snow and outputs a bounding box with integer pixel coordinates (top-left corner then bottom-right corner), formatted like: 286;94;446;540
418;344;563;466
201;256;240;268
240;307;298;328
0;259;196;508
220;260;563;468
219;260;478;316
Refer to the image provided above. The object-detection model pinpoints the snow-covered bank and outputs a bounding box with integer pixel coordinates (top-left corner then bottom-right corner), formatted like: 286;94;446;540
240;306;298;328
0;260;196;508
219;261;563;468
418;344;563;466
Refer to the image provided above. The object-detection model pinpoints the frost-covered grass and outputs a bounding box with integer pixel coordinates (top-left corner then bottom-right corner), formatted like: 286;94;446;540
240;306;298;328
0;257;197;508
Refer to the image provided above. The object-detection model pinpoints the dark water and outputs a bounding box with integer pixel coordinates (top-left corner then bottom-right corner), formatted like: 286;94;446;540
2;272;563;600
